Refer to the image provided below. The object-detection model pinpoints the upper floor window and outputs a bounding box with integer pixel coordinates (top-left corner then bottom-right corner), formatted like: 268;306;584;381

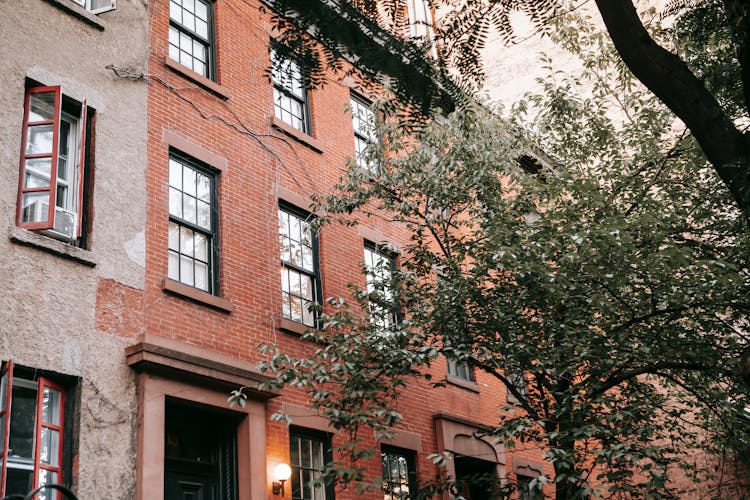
406;0;437;59
447;359;474;382
168;152;219;294
350;93;376;170
289;428;333;500
16;84;91;247
279;203;320;327
0;361;71;500
71;0;115;13
364;241;399;328
169;0;213;79
272;50;310;134
381;446;416;500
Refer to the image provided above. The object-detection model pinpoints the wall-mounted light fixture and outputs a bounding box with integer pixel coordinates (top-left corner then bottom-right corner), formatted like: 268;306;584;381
272;463;292;496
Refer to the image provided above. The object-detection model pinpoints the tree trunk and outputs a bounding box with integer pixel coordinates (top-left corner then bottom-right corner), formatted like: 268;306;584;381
594;0;750;222
551;434;582;500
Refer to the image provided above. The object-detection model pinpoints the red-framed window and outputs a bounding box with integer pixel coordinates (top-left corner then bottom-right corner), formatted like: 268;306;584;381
0;361;67;500
16;85;89;242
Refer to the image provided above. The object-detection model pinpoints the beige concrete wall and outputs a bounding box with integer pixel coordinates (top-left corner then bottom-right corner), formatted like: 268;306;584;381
0;0;149;498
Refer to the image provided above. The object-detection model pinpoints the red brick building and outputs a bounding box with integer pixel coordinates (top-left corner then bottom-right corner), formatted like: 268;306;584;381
126;0;550;498
8;2;746;500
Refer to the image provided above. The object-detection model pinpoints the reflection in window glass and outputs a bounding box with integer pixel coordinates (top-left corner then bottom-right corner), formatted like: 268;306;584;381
167;154;216;293
279;205;319;327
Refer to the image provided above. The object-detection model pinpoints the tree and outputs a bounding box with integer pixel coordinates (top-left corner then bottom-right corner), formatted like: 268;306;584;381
264;0;750;223
234;13;750;499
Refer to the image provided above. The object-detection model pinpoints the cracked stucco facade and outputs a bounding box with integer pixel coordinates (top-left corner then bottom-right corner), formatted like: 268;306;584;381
0;1;149;498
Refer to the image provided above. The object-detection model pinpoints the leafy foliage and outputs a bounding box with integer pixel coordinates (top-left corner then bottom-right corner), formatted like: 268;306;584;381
233;11;750;499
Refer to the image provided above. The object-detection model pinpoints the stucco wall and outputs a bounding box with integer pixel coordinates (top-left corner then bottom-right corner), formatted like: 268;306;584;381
0;0;149;498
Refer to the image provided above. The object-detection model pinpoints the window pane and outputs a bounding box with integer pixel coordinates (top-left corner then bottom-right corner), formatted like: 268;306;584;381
169;0;182;23
194;232;208;260
182;193;196;224
169;158;182;189
39;427;60;466
26;124;54;155
37;469;58;500
180;226;194;257
196;173;210;201
197;200;211;230
168;251;179;281
5;468;34;499
168;222;180;251
195;0;207;19
279;235;291;263
180;255;194;286
183;165;196;196
21;192;50;224
9;384;37;461
41;387;61;425
196;18;208;39
24;158;52;188
0;371;6;410
29;92;56;122
169;187;182;218
194;261;209;291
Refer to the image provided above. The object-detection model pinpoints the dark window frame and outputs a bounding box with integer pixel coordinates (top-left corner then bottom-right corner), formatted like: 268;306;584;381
364;240;401;327
271;48;311;134
168;0;216;80
446;358;475;382
278;201;322;328
167;149;220;295
289;427;334;500
349;92;376;169
380;445;417;500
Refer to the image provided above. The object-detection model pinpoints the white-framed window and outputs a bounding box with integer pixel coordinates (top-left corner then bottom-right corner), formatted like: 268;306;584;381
71;0;116;14
16;84;90;245
350;93;376;170
168;0;213;79
272;50;310;133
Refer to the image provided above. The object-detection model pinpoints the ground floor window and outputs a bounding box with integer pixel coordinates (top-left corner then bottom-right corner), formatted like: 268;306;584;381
381;445;416;500
289;428;333;500
0;361;72;500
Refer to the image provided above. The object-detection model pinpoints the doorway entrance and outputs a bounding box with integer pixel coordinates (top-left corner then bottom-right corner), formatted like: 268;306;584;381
454;455;500;499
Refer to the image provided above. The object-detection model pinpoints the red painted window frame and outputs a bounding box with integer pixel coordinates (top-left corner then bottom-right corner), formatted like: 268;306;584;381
16;86;62;231
33;377;65;500
0;360;13;497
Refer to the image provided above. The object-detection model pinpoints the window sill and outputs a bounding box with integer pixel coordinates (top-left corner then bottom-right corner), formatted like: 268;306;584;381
9;226;97;267
164;57;232;100
271;117;324;153
43;0;106;30
446;374;480;393
162;278;233;313
279;317;313;336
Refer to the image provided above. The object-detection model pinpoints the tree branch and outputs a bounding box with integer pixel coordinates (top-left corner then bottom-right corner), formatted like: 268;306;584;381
594;0;750;219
